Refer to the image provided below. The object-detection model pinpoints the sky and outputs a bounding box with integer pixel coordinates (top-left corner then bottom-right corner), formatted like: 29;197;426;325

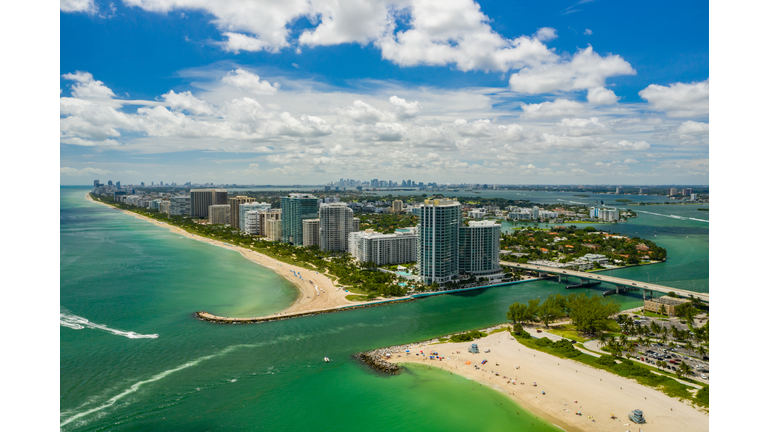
59;0;709;186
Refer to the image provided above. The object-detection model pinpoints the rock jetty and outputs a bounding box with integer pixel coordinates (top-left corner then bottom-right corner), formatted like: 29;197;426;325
357;350;400;374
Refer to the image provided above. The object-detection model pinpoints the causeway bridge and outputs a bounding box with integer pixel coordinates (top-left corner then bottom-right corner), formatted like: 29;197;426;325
500;261;709;303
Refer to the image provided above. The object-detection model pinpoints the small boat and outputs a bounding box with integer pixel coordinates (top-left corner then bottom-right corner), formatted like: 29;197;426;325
323;357;330;362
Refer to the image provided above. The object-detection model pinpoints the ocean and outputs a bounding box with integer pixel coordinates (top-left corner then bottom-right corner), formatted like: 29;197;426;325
60;186;708;431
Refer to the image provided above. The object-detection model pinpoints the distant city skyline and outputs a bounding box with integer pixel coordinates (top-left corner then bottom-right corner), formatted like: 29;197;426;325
60;1;708;185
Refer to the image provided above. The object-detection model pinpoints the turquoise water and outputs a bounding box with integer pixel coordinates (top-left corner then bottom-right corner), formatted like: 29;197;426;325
60;187;708;431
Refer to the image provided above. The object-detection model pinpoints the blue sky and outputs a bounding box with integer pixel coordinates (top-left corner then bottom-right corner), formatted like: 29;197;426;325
60;0;709;185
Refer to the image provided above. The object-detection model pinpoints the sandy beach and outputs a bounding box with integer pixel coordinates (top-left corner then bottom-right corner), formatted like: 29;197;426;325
86;193;361;316
390;330;708;432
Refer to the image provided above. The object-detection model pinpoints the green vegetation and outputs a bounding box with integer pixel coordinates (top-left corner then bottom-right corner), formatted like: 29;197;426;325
507;293;619;335
448;330;487;342
516;337;708;408
501;225;666;265
90;194;428;298
573;194;590;197
615;199;632;203
357;212;418;233
696;208;709;212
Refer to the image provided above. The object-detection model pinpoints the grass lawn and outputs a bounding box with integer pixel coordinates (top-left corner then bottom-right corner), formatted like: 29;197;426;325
345;295;368;301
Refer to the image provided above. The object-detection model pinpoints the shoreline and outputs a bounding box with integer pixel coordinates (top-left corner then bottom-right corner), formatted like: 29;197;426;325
86;192;363;316
371;328;708;432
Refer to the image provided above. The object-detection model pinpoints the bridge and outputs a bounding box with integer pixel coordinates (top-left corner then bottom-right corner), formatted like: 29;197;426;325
500;261;709;303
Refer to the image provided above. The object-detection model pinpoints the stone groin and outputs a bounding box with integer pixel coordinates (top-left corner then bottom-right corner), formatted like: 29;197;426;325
194;298;414;325
356;350;401;375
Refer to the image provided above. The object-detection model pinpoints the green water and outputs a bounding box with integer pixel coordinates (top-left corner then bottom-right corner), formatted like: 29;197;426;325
61;187;708;431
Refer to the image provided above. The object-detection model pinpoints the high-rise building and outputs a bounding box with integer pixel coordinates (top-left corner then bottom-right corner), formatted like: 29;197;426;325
349;228;418;265
229;196;256;230
459;221;502;280
281;193;319;245
160;200;171;215
302;219;320;247
598;208;620;221
170;196;191;216
93;180;100;188
667;187;678;196
243;210;261;235
108;180;113;186
259;209;282;237
208;204;230;225
639;187;649;194
352;217;360;232
682;188;693;197
190;189;228;218
319;202;354;251
616;186;623;194
265;218;282;242
392;200;404;213
417;199;461;285
239;202;271;231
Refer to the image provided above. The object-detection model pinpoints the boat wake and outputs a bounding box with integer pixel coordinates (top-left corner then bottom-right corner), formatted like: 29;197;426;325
634;210;709;223
60;307;159;339
59;344;255;429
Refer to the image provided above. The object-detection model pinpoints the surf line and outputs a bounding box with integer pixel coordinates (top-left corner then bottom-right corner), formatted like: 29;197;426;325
60;307;159;339
59;344;254;428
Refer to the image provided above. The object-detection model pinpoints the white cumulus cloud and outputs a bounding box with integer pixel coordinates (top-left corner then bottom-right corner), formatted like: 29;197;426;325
62;71;115;99
586;87;618;105
161;90;215;115
60;0;96;13
222;69;280;95
521;99;584;119
677;120;709;134
639;80;709;118
509;46;635;94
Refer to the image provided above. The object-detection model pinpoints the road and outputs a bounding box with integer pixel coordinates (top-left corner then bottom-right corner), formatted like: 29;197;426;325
500;261;709;302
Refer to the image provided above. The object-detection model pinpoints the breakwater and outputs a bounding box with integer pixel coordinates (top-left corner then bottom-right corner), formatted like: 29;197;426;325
195;298;415;324
356;350;401;374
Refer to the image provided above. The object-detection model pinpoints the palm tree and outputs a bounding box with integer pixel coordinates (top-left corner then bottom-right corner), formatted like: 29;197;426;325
661;333;668;345
650;321;661;335
678;362;693;378
598;333;607;348
656;360;667;370
696;345;708;358
685;341;695;354
619;334;628;347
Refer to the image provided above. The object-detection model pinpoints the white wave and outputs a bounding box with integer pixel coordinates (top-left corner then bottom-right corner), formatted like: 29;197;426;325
688;217;709;223
60;307;158;339
60;344;253;428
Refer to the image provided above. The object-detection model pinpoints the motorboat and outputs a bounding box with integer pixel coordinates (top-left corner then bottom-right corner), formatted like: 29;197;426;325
323;357;330;362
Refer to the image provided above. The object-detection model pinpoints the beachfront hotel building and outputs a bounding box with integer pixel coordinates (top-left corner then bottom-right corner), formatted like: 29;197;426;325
170;195;191;216
349;228;417;266
459;220;503;281
281;193;319;245
239;202;272;231
243;211;260;235
208;204;230;225
417;199;461;285
265;219;282;242
302;219;320;247
319;202;356;251
190;189;228;219
259;209;282;237
228;196;256;230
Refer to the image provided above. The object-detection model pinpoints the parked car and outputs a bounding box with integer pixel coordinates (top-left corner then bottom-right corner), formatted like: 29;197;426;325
701;374;707;380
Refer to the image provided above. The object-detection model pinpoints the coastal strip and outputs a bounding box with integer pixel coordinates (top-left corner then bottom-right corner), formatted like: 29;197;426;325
88;191;548;323
359;326;708;432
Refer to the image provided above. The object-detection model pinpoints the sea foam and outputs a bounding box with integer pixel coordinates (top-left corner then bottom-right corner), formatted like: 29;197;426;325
60;307;159;339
